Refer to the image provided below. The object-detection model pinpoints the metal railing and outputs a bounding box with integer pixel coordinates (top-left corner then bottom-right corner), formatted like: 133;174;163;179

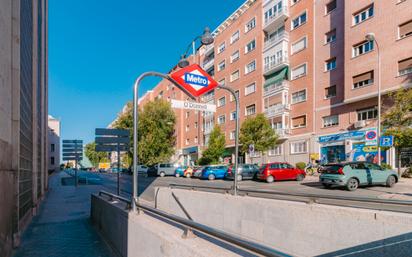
264;5;289;27
264;55;288;73
264;104;290;117
98;190;289;257
263;81;289;96
264;32;289;50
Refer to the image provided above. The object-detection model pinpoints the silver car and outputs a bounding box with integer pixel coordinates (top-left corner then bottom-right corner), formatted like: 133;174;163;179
156;163;177;177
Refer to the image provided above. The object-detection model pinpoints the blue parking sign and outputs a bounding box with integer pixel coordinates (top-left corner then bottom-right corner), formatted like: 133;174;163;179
380;135;394;147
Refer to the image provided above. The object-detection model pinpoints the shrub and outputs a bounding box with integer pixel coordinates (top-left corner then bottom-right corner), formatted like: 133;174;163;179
380;163;392;170
402;167;412;178
295;162;306;170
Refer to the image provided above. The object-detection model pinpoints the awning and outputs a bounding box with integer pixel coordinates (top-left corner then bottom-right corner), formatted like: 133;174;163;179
264;67;288;87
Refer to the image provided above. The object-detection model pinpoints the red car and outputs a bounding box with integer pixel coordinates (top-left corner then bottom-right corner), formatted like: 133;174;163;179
257;162;306;183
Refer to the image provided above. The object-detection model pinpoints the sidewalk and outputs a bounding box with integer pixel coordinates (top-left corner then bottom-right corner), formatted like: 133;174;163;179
13;171;116;257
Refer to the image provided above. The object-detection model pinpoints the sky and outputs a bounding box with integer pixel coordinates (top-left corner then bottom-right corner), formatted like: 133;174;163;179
49;0;245;144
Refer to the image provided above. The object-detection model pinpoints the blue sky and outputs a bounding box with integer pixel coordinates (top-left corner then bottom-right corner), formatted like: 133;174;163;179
49;0;245;144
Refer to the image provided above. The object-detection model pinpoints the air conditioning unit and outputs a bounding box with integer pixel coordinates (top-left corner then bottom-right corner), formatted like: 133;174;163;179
354;120;366;128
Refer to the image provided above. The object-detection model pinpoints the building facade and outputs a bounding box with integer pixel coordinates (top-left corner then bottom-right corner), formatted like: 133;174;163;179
48;115;60;173
0;0;48;256
137;0;412;168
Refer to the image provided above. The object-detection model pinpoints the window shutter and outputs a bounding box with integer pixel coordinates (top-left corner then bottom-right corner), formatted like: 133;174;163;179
399;57;412;71
399;20;412;37
353;71;373;84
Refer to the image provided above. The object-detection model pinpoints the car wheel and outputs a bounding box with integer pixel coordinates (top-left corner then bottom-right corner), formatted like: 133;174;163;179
322;183;332;189
208;174;215;180
159;172;165;177
346;178;359;191
237;174;243;181
186;173;191;178
175;173;180;178
296;174;304;181
386;175;396;187
266;176;274;183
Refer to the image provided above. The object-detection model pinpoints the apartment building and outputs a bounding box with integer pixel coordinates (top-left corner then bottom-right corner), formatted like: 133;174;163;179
0;0;48;256
137;0;412;167
48;115;61;173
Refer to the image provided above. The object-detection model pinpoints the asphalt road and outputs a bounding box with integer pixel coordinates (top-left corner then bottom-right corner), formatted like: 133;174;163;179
95;172;412;205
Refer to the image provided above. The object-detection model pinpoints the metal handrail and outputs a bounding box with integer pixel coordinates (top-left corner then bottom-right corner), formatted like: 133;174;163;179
99;190;132;207
98;190;289;257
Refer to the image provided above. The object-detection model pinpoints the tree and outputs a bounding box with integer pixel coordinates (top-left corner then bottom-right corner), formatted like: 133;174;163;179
201;125;226;164
382;88;412;173
239;113;278;163
85;142;109;167
114;99;176;166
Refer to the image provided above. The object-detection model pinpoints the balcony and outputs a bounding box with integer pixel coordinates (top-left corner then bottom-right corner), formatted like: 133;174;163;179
263;80;289;97
263;4;289;32
203;44;214;56
264;55;288;76
264;32;289;51
274;128;291;138
202;57;214;71
264;104;290;118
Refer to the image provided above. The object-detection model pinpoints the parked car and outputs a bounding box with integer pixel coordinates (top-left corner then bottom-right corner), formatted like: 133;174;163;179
257;162;305;183
156;163;178;177
174;166;188;177
134;165;148;175
183;166;195;178
147;165;158;177
226;164;259;181
319;162;398;191
200;165;228;180
193;166;204;178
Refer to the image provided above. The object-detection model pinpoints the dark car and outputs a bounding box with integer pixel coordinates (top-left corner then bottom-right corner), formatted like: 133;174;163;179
147;165;158;177
226;164;259;181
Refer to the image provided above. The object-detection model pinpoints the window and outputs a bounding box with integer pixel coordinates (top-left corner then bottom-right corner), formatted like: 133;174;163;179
292;115;306;128
399;20;412;39
194;137;198;144
292;90;306;104
353;71;374;89
325;58;336;71
218;96;226;107
186;139;189;145
230;111;237;120
353;40;374;57
326;0;337;14
230;90;240;102
245;39;256;53
230;50;240;63
185;124;190;132
230;30;240;44
218;60;226;71
357;107;378;121
218;42;226;53
186;112;190;118
325;29;336;44
245;83;256;95
268;145;282;156
51;143;55;152
264;1;283;23
325;85;337;99
291;37;307;54
219;78;226;86
245;60;256;74
398;57;412;76
230;70;240;82
353;5;374;25
245;17;256;32
291;64;307;79
292;12;307;29
246;104;256;116
51;157;55;165
194;122;198;129
291;141;307;154
218;115;226;124
323;115;339;127
230;131;235;140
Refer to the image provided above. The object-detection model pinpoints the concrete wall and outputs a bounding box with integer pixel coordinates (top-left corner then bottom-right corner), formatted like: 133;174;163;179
155;187;412;257
91;195;253;257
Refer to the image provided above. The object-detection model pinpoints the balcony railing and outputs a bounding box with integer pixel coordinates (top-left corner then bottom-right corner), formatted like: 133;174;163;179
203;44;214;55
264;32;289;50
264;104;290;117
264;55;288;74
202;58;214;70
263;81;289;97
274;128;291;138
264;5;289;27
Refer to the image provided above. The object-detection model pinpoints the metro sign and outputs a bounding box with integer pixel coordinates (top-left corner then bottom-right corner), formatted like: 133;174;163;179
170;64;218;97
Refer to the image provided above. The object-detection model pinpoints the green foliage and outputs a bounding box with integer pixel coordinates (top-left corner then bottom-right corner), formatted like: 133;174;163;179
382;88;412;148
113;99;176;166
380;163;392;170
85;142;109;167
295;162;306;170
201;126;226;164
239;113;278;154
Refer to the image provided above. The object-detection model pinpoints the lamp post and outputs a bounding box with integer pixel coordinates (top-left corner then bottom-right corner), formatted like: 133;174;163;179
365;33;381;165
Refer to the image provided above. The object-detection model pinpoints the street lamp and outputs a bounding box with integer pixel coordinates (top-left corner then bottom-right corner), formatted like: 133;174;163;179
178;27;214;68
365;32;382;165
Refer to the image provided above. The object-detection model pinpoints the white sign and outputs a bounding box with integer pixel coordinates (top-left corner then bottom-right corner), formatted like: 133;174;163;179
171;99;216;112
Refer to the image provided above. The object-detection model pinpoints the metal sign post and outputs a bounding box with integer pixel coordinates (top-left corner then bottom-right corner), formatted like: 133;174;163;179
62;140;83;187
95;128;130;195
131;66;240;212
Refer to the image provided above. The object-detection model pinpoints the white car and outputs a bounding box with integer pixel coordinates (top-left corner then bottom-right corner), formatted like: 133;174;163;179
133;165;148;175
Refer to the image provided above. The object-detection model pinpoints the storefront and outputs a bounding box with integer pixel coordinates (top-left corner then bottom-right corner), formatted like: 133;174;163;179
318;129;386;164
182;146;198;166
